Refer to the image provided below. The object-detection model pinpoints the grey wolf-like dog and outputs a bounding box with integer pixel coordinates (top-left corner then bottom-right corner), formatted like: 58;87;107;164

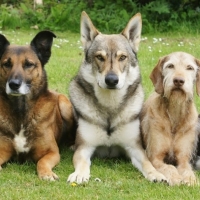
67;11;167;184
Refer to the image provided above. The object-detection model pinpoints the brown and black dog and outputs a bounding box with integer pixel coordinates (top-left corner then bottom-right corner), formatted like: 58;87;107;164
0;31;75;181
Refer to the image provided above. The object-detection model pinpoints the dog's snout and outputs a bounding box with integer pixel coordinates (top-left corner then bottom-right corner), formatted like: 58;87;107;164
9;79;22;90
105;72;119;88
173;77;185;87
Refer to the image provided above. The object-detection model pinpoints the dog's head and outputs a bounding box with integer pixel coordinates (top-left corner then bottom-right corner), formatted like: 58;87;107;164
80;11;142;90
0;31;56;97
150;52;200;99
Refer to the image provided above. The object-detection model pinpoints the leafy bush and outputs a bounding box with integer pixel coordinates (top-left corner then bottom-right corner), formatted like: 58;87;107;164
0;0;200;34
18;0;86;31
0;4;21;29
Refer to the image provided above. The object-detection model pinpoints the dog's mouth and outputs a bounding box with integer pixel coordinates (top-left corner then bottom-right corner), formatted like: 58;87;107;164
98;82;119;90
171;87;186;95
98;84;118;90
172;87;184;92
172;87;183;91
106;86;118;90
8;91;25;96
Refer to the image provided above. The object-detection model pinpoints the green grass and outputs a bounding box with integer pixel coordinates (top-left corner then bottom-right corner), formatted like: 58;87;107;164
1;30;200;199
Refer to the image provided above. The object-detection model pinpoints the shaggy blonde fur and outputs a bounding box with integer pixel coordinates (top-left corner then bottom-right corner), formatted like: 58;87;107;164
141;52;200;186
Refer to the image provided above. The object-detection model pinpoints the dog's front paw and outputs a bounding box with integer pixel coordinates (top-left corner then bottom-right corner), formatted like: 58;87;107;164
146;170;168;183
181;171;198;186
38;171;59;181
168;176;183;186
67;171;90;184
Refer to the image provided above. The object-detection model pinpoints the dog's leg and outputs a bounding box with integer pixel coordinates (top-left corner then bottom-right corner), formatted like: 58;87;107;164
150;157;182;186
143;125;184;185
118;121;167;183
0;139;14;169
125;145;168;183
175;132;197;186
35;146;60;181
177;161;196;186
58;94;75;133
67;145;95;184
145;137;183;186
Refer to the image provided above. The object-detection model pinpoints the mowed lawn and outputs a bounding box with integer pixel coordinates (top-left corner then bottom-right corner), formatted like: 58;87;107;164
0;30;200;200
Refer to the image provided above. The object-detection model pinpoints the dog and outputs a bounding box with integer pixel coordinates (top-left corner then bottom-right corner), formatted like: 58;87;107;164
140;52;200;186
67;11;167;184
0;31;75;180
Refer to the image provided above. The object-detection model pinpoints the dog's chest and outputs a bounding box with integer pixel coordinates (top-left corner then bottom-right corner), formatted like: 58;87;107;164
13;125;30;154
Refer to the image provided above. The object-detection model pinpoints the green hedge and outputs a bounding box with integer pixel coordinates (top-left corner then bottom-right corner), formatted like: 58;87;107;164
0;0;200;34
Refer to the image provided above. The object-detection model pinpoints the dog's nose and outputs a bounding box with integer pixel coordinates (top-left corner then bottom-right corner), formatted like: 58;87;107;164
105;72;119;88
173;77;185;87
9;79;22;90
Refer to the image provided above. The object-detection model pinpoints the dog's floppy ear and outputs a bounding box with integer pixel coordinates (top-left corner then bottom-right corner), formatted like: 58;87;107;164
121;13;142;53
81;11;99;51
195;59;200;96
30;30;56;66
0;34;10;59
150;56;168;94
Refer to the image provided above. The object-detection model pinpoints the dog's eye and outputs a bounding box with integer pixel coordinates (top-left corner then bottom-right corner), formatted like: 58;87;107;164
187;65;194;70
2;61;12;68
96;55;105;62
24;61;34;68
119;55;127;61
167;64;174;69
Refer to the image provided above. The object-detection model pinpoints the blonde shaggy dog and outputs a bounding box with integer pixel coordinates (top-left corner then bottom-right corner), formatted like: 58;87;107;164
140;52;200;186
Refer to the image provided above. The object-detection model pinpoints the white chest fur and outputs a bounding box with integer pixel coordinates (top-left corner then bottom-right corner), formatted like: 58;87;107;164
13;125;30;154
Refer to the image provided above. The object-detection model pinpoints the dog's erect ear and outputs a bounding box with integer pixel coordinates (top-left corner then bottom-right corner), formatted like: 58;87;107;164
0;34;10;59
195;59;200;96
121;13;142;53
81;11;99;51
150;56;167;94
30;30;56;66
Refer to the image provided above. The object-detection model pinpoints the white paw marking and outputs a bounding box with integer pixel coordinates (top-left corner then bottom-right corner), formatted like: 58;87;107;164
67;171;90;184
